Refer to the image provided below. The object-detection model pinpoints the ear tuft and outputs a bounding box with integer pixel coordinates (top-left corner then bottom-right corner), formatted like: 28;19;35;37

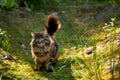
57;20;61;29
31;32;34;37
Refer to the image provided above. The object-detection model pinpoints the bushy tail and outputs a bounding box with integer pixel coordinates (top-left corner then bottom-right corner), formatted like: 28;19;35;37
44;15;61;36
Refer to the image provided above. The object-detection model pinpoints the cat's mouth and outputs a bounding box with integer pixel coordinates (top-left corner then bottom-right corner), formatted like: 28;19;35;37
34;52;39;54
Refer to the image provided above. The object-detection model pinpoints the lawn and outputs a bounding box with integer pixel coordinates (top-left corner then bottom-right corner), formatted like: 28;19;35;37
0;3;120;80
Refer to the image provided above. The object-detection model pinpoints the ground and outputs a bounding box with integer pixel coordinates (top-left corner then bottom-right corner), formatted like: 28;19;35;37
0;4;120;80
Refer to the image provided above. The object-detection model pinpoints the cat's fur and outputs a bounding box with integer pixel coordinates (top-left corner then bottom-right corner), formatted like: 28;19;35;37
30;15;61;72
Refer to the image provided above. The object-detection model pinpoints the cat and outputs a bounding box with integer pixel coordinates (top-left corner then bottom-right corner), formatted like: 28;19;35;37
30;15;61;72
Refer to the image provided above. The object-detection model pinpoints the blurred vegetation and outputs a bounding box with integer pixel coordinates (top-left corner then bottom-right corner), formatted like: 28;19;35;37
0;29;10;51
0;0;120;11
0;0;120;80
0;0;60;11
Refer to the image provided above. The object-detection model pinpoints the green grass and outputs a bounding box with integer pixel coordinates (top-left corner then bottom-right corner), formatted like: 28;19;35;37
0;6;120;80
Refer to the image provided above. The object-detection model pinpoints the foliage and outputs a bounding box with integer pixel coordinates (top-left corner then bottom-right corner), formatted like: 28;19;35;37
0;0;120;11
0;74;2;80
0;0;60;11
0;1;120;80
23;0;60;11
0;0;17;8
60;0;120;5
0;29;10;51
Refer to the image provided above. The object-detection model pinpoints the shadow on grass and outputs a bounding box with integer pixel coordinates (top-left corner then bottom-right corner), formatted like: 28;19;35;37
110;49;120;80
0;73;13;80
40;58;75;80
109;63;120;80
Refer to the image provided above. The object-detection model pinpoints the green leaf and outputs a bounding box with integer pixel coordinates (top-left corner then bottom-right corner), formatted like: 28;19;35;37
6;0;15;8
0;0;7;7
111;18;116;22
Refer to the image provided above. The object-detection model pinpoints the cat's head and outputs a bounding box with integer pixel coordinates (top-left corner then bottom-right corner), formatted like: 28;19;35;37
30;32;51;53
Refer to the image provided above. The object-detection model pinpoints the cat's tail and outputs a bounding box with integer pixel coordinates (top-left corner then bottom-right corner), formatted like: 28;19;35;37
44;15;61;36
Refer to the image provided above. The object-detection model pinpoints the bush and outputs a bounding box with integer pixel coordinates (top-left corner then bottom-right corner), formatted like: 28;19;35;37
23;0;59;11
0;0;59;11
0;29;11;51
0;0;17;8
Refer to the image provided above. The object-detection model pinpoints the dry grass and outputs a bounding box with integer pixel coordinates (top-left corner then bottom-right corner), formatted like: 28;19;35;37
0;6;120;80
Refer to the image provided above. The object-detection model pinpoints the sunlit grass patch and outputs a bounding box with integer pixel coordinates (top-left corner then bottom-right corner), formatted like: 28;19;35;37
0;59;48;80
58;27;120;80
0;6;120;80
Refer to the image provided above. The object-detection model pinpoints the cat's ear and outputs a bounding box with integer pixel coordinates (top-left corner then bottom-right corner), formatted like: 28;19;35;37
31;32;35;37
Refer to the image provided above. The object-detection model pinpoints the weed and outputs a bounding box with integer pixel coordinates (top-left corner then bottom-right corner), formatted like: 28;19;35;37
0;3;120;80
52;65;66;78
0;29;11;51
0;74;2;80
